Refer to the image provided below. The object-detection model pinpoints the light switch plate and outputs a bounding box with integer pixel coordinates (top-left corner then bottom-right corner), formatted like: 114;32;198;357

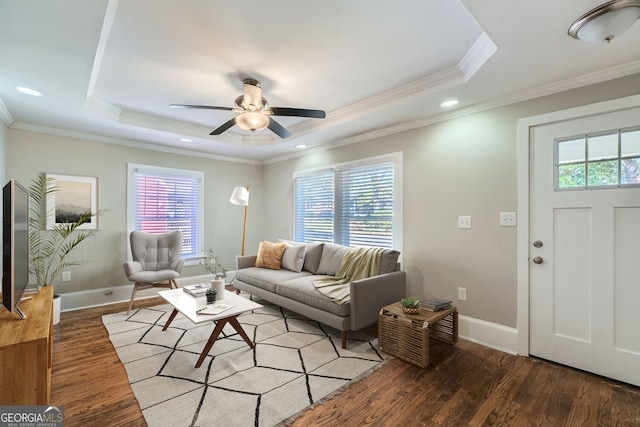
458;216;472;229
500;212;516;227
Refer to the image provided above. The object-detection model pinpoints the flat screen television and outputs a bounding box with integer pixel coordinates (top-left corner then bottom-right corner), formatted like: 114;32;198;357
2;179;30;319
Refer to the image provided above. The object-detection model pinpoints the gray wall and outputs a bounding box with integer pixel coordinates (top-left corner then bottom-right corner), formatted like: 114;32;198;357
4;72;640;327
261;73;640;328
6;129;264;293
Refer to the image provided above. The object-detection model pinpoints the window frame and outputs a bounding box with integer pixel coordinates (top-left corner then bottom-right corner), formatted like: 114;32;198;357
293;152;403;251
127;163;204;265
554;125;640;191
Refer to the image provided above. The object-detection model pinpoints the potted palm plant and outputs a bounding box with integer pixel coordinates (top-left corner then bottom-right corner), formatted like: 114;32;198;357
28;175;105;323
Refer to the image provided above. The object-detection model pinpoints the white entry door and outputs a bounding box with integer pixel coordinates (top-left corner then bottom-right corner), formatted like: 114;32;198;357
529;107;640;387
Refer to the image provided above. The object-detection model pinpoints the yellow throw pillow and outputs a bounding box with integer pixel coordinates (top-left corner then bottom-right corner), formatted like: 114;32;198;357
255;241;287;270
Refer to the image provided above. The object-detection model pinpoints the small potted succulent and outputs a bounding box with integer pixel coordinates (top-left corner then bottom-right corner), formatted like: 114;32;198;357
400;297;420;314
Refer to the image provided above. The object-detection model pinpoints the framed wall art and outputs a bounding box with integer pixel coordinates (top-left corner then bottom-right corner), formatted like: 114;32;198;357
46;173;98;230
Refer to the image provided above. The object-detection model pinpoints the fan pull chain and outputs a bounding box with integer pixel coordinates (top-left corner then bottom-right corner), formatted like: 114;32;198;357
250;130;255;166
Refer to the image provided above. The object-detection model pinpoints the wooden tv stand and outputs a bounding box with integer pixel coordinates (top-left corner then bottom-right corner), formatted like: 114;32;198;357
0;286;54;405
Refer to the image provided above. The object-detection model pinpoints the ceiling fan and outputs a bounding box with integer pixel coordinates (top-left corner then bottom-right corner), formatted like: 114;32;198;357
169;78;326;139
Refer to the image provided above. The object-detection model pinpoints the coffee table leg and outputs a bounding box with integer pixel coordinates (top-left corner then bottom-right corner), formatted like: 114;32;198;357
194;316;256;368
229;317;255;349
195;320;227;368
162;309;179;331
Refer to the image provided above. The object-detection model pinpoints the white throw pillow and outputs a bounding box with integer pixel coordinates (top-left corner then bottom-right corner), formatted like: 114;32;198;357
280;244;306;272
316;242;350;276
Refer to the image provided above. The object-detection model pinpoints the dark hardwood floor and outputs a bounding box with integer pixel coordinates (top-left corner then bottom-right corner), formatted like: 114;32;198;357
51;300;640;426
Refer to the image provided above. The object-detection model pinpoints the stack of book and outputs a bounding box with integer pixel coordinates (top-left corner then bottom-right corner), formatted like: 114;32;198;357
420;298;453;312
183;283;210;297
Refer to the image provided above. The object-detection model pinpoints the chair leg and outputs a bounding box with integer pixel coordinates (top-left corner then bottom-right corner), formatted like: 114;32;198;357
170;279;178;289
127;283;139;315
341;331;347;349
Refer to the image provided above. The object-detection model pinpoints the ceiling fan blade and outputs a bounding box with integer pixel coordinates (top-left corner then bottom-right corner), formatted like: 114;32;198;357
269;107;326;119
267;117;292;139
170;104;233;111
210;117;237;135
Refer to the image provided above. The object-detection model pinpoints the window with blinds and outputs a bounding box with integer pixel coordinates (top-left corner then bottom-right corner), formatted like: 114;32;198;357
294;161;395;248
127;164;203;259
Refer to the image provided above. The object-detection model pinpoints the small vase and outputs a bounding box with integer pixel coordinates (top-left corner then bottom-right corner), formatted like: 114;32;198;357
211;278;225;300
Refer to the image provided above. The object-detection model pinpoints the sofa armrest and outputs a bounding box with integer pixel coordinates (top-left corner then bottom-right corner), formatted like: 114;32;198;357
236;255;257;270
349;270;406;330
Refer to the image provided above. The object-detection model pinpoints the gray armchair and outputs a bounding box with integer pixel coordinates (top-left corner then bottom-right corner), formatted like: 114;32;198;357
123;230;184;314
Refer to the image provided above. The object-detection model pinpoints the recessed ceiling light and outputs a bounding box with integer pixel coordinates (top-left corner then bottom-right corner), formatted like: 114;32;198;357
295;144;307;149
180;137;192;143
16;86;42;96
440;99;459;108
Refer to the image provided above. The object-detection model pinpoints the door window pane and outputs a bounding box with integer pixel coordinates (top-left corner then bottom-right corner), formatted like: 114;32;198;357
588;160;618;186
558;138;585;164
621;130;640;157
588;134;618;161
621;158;640;184
558;164;585;188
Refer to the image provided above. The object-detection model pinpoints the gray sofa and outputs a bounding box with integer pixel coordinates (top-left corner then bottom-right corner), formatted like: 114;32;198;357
234;241;406;348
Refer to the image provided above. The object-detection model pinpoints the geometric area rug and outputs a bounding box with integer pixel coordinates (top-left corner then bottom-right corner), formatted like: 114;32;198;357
102;294;389;427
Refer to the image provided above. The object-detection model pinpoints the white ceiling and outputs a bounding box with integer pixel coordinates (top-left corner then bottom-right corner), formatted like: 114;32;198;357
1;0;639;163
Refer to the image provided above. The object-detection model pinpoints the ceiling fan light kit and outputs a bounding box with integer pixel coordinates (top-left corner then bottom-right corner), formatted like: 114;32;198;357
568;0;640;43
236;112;269;132
170;78;326;139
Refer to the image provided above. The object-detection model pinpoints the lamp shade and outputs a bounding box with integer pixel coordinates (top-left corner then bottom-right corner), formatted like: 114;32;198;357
569;0;640;43
230;186;249;206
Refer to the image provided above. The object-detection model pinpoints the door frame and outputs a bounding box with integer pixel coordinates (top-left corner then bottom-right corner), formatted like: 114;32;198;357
515;93;640;356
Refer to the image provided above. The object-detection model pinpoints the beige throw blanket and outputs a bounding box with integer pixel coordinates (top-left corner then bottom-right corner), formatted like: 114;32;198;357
312;247;383;304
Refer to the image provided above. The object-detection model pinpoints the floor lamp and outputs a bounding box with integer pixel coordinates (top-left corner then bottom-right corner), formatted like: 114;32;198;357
230;186;250;256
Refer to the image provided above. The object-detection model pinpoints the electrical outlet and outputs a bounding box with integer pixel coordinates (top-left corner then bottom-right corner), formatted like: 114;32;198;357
457;287;467;301
62;271;71;282
457;216;472;229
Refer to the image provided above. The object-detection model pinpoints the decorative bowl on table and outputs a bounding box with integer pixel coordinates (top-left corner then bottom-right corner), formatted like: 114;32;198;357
400;297;420;314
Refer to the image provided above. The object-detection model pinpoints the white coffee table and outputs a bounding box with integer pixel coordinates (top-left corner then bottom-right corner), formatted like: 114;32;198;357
157;288;262;368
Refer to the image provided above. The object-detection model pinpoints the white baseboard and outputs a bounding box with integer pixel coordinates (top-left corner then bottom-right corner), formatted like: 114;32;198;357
458;314;518;355
59;273;224;312
59;275;520;356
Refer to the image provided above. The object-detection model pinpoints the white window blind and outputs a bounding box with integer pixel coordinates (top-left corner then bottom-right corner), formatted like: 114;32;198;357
338;163;394;248
295;161;395;248
128;164;203;259
294;171;334;243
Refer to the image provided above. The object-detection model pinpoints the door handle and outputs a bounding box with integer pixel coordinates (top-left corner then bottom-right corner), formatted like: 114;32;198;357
533;256;543;264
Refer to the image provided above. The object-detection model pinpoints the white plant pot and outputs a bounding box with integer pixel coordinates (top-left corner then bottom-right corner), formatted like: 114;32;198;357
211;279;225;300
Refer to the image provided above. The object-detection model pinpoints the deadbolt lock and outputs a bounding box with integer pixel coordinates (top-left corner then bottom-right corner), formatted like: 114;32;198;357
533;240;543;248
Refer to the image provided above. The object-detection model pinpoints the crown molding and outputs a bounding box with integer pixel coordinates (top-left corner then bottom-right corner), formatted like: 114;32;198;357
0;97;14;126
267;60;640;164
8;121;257;164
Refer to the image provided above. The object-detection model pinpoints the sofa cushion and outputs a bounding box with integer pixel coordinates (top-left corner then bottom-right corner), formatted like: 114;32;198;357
281;244;306;272
255;241;287;270
236;267;310;293
316;243;350;276
276;276;350;317
280;240;324;274
379;250;401;274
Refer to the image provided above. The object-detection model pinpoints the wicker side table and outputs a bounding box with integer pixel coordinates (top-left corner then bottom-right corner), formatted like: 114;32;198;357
378;302;458;368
